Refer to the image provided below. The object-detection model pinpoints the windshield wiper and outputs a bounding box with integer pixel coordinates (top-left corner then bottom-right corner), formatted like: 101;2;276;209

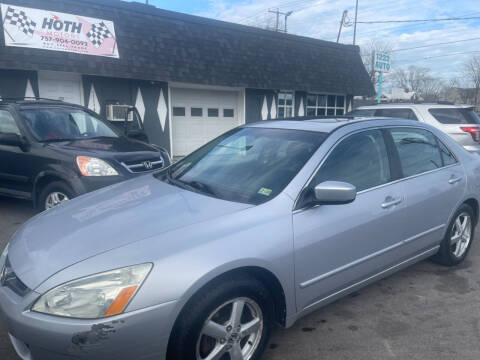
182;180;217;196
165;170;217;197
41;138;75;143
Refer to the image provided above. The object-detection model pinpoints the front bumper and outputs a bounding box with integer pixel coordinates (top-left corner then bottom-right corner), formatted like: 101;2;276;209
0;282;177;360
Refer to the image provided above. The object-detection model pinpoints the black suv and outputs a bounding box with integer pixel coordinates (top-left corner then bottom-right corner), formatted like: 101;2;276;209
0;99;170;211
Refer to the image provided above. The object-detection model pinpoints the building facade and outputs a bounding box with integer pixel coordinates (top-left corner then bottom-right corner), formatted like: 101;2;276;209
0;0;374;156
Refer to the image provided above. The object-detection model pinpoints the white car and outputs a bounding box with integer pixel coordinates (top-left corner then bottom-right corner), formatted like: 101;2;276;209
351;103;480;153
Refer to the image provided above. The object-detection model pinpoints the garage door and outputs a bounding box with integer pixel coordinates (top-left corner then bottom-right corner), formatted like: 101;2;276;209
171;88;241;156
38;71;83;105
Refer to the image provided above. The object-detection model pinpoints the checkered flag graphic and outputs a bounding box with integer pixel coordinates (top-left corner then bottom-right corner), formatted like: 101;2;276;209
87;22;113;48
4;7;37;36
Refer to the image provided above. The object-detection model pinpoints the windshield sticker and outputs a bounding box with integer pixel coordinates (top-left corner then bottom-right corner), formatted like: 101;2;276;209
257;187;272;196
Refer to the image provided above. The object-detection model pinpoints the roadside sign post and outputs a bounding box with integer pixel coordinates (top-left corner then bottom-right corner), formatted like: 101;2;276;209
374;52;391;104
377;72;383;104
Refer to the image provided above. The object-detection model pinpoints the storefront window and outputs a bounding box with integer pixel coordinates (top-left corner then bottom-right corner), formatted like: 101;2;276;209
306;94;346;116
278;91;294;118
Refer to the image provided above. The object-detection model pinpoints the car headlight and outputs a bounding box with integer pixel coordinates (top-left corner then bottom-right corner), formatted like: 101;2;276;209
76;156;119;176
32;263;152;319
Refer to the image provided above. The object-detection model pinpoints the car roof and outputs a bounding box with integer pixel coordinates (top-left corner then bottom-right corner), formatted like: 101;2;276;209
357;103;474;109
0;98;85;108
245;117;419;133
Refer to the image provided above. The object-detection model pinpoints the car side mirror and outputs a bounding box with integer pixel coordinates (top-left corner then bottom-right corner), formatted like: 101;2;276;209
313;181;357;205
0;133;29;152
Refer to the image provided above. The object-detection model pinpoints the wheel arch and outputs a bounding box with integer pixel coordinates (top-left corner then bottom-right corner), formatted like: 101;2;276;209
33;171;72;207
166;264;288;355
464;198;479;226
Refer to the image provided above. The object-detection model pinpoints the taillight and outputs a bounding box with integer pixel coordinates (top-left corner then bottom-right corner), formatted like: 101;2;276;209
460;127;480;142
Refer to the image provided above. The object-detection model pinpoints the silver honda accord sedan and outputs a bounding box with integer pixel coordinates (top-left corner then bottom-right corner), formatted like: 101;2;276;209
1;118;479;360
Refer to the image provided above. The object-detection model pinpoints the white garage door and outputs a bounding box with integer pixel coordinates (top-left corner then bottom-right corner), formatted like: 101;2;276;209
38;71;83;105
171;88;241;156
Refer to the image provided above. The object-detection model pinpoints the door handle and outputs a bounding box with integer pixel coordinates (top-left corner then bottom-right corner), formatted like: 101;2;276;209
381;197;402;209
448;176;462;184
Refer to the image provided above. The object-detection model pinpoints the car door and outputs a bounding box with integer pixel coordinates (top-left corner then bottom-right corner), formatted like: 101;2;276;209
386;127;466;254
0;108;33;198
293;129;411;311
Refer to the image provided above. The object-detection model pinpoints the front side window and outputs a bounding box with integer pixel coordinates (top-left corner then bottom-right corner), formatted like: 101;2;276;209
428;108;480;124
389;128;442;178
160;127;326;205
306;94;345;116
21;107;119;142
347;109;376;116
311;130;391;192
278;92;293;118
375;108;418;120
0;110;21;135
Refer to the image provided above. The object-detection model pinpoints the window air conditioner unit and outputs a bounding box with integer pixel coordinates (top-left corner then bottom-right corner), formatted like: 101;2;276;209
106;104;134;122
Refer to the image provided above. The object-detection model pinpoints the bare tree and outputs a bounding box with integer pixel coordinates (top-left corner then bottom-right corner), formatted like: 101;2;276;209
391;65;444;101
360;40;392;87
421;77;444;102
463;55;480;108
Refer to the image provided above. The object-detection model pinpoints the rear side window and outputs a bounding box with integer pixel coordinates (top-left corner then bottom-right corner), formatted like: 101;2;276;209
375;108;418;120
429;108;480;124
389;128;442;178
312;130;391;192
0;110;21;135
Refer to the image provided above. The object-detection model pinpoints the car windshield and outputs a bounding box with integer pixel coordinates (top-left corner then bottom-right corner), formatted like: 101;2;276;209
428;107;480;124
20;107;119;142
160;127;326;205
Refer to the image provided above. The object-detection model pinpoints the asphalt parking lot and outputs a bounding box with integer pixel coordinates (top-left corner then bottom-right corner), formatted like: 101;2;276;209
1;196;480;360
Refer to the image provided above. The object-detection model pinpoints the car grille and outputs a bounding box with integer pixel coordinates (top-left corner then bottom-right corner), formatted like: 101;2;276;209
121;157;164;173
1;258;30;297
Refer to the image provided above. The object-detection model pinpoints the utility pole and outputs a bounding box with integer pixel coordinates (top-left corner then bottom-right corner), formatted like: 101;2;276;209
268;8;294;33
337;10;348;43
353;0;359;45
284;11;293;33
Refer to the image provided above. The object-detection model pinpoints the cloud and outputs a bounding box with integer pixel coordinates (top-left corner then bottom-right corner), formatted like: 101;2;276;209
197;0;480;81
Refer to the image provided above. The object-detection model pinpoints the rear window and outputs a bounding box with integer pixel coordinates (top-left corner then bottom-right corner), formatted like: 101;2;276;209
429;108;480;124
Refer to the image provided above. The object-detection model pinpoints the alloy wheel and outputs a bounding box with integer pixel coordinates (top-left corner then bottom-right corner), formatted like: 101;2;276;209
196;297;264;360
450;212;472;258
45;191;69;210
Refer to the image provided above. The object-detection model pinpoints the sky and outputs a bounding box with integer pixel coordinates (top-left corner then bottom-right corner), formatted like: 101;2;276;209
124;0;480;84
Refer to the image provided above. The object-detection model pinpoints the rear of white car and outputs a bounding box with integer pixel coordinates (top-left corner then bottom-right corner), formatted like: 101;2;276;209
353;104;480;153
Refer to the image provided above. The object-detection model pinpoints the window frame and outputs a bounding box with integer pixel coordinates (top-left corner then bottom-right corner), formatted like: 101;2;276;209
277;91;294;119
306;94;346;117
294;125;460;212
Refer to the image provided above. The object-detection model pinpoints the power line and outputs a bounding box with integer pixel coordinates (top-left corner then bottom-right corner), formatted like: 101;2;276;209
396;50;480;64
357;10;480;36
236;0;315;24
392;37;480;52
358;16;480;24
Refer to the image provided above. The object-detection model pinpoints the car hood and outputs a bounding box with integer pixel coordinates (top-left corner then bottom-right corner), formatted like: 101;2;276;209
46;137;158;155
7;175;252;290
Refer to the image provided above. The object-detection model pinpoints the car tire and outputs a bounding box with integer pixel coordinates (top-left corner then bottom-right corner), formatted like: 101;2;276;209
37;181;75;212
432;203;476;266
167;273;274;360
